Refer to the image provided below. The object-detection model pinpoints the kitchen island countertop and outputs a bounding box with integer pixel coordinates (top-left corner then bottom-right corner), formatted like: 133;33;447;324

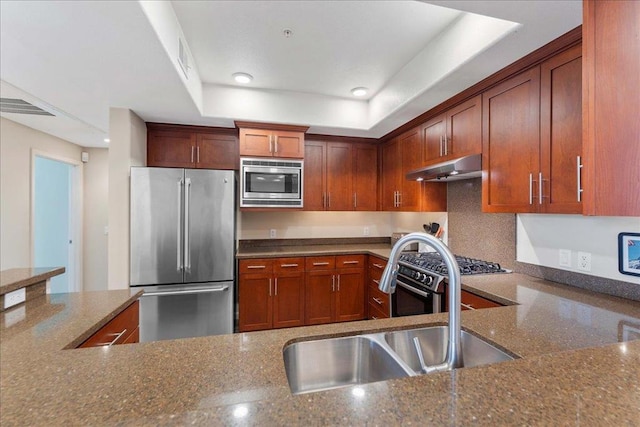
1;267;639;425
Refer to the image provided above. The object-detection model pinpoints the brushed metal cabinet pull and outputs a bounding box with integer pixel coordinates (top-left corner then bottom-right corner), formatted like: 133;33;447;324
529;173;534;205
337;274;340;291
274;278;278;296
439;135;443;157
577;155;583;202
196;146;200;163
191;146;195;163
342;260;359;265
331;275;335;292
269;135;273;153
247;265;266;269
280;263;299;268
373;297;383;305
353;193;357;209
313;262;329;266
373;279;380;285
274;135;278;153
372;316;378;320
96;329;127;347
269;278;272;297
461;303;476;310
372;264;384;269
539;172;544;205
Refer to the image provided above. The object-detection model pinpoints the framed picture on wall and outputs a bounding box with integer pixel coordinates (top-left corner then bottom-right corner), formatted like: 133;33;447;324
618;232;640;277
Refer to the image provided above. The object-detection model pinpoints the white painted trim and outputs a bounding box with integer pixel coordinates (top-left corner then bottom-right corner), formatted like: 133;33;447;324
30;149;84;292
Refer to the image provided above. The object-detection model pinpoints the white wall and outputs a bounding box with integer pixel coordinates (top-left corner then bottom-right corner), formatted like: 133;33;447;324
0;117;82;270
107;109;146;290
83;148;109;291
517;214;640;284
238;211;446;240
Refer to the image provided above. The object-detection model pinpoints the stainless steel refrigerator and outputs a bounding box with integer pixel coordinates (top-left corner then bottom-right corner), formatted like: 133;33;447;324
130;167;235;342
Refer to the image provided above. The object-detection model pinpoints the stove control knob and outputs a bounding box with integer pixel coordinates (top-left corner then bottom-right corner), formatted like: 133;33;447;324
424;276;433;286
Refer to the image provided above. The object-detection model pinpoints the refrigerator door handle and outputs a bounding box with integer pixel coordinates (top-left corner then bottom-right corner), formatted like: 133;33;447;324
177;179;184;271
141;285;229;298
184;177;192;272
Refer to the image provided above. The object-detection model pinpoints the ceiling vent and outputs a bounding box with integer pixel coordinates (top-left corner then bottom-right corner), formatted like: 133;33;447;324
0;98;54;116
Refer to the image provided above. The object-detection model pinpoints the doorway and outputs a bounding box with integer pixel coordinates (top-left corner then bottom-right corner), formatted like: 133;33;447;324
32;153;82;293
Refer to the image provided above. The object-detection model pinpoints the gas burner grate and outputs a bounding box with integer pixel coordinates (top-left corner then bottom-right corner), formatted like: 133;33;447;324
399;252;507;275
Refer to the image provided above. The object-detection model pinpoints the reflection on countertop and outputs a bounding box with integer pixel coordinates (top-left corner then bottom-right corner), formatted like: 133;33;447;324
1;270;639;425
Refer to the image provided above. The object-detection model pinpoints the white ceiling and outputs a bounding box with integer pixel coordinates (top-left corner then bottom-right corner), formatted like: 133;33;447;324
0;1;582;148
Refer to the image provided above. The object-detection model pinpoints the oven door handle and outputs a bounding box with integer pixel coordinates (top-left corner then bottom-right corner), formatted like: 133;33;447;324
396;280;433;299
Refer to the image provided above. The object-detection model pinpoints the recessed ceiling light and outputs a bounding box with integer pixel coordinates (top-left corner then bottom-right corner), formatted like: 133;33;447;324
233;73;253;84
103;138;110;143
351;87;368;97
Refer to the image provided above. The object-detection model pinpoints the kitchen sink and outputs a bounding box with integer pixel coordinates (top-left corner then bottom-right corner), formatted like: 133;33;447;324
283;335;412;394
284;327;515;395
384;326;514;372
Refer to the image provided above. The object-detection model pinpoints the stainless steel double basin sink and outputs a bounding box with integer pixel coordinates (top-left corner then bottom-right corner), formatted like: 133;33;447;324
283;326;515;394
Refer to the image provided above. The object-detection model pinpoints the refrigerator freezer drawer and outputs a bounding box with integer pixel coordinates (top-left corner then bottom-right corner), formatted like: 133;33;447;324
138;282;233;342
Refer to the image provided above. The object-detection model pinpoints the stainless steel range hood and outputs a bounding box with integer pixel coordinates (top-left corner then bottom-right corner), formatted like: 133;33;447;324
406;154;482;182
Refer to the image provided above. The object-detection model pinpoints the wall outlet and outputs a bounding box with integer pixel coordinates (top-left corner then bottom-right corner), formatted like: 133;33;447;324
4;287;26;310
363;227;370;236
559;249;571;267
577;251;591;272
269;229;276;238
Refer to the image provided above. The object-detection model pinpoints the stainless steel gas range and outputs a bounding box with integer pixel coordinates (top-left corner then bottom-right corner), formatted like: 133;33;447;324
392;252;509;317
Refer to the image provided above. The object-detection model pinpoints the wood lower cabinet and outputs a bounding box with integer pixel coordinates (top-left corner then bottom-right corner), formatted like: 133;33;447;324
444;289;503;311
147;123;239;170
367;256;390;319
305;255;366;325
304;140;378;211
583;0;640;216
238;258;305;332
237;123;308;159
78;300;139;348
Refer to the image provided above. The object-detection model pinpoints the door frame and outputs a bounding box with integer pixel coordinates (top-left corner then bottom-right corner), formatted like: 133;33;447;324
30;149;84;292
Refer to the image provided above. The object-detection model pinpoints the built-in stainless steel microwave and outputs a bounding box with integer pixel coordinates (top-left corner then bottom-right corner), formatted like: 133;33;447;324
240;157;303;208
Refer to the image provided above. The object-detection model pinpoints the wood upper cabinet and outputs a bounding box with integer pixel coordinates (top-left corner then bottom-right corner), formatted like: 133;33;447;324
147;124;238;170
422;95;481;164
238;126;306;159
305;255;365;325
482;45;583;214
79;300;139;348
482;67;541;213
304;140;378;211
540;44;583;214
381;129;446;212
238;258;305;332
583;0;640;216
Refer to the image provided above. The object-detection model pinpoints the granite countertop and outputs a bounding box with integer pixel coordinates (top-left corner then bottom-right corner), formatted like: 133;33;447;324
0;267;65;295
2;268;640;424
237;242;392;259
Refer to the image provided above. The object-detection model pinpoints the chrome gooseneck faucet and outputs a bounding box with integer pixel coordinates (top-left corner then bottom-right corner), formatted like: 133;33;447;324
378;232;463;373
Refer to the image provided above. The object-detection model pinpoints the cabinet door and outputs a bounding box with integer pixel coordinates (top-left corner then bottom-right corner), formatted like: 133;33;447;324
399;128;423;211
304;270;334;325
422;115;446;163
273;130;305;158
147;130;195;168
303;141;327;211
540;44;583;214
381;139;401;211
482;67;541;213
273;272;305;329
196;133;239;170
335;268;365;322
238;273;272;332
447;95;482;158
353;144;378;211
78;301;139;347
239;128;273;157
326;142;353;211
583;0;640;216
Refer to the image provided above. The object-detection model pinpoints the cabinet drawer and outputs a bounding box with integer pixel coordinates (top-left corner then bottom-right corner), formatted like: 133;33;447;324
80;300;139;348
368;301;390;320
368;257;387;281
273;257;305;273
305;256;336;271
239;258;274;274
336;254;365;269
368;284;390;315
461;290;502;310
